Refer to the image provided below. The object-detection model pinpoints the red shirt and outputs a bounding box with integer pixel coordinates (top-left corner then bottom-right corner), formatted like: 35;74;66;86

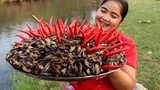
71;32;137;90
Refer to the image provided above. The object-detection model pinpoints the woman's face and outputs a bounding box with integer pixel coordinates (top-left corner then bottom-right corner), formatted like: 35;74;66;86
95;1;122;31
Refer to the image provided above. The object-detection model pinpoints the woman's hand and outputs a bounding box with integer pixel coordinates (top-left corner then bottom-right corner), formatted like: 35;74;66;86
107;65;136;90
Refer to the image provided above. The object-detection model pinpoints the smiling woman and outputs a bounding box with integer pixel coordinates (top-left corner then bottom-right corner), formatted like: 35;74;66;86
96;1;122;31
70;0;137;90
95;0;128;31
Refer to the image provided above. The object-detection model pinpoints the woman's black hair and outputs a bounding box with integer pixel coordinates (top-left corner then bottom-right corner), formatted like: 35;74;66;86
100;0;128;21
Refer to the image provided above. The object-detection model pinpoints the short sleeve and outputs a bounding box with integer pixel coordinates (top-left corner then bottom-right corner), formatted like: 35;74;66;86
120;35;137;69
125;43;137;69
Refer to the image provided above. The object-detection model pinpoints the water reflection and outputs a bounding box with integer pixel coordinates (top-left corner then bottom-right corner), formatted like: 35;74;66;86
0;0;101;25
0;0;101;89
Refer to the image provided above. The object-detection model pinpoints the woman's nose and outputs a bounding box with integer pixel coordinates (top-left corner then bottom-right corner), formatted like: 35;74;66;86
102;16;110;22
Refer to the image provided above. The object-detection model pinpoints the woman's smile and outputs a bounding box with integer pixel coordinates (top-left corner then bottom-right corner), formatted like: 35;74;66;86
99;18;110;28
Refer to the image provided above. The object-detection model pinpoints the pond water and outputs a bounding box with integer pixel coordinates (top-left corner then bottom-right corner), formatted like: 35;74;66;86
0;0;101;89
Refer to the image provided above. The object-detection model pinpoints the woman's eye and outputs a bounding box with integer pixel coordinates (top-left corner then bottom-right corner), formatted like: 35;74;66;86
101;9;106;13
112;15;117;18
111;14;118;19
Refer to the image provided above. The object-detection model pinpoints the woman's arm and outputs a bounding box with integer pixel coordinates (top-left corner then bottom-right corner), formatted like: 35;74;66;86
108;65;136;90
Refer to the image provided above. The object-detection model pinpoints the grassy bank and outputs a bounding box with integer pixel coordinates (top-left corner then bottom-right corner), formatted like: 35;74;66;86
0;0;40;4
10;71;68;90
123;0;160;90
0;0;23;3
10;0;160;90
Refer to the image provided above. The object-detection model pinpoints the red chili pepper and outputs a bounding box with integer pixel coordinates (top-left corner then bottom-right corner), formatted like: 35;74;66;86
38;28;45;38
16;34;28;41
86;27;98;38
29;29;41;38
52;27;55;34
69;21;75;28
56;33;62;43
59;19;65;33
63;19;68;28
54;24;59;33
79;18;86;30
49;16;53;26
49;16;55;34
93;28;101;35
68;26;74;39
79;28;85;38
106;30;122;44
99;28;115;44
56;18;64;34
94;22;98;28
107;42;128;51
26;24;34;31
26;23;41;38
81;33;98;48
14;42;22;45
69;16;80;32
74;26;78;35
36;29;42;37
87;21;91;28
74;16;80;34
102;65;123;70
86;46;106;54
94;26;103;46
17;30;33;37
99;23;103;30
55;24;62;43
101;32;107;36
39;20;49;36
44;22;53;35
103;48;129;57
83;26;92;33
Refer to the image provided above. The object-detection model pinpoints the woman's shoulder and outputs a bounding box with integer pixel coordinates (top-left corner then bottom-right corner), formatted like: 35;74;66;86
118;32;137;69
118;33;136;46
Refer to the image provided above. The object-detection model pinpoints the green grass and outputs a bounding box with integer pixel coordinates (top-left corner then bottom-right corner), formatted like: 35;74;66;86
9;0;160;90
10;71;68;90
122;0;160;90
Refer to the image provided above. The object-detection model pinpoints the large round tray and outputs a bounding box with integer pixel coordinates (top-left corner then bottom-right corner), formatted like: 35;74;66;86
17;68;119;81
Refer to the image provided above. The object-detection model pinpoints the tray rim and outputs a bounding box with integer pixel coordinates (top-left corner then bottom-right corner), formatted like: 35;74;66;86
16;68;120;81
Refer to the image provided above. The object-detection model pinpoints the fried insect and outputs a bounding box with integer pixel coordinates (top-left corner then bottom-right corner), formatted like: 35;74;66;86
6;15;129;77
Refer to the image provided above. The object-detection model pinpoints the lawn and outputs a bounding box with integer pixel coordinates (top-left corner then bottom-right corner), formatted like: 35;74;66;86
123;0;160;90
10;0;160;90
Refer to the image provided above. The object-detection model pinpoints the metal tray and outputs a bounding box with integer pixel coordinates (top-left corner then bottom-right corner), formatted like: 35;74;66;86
17;69;119;81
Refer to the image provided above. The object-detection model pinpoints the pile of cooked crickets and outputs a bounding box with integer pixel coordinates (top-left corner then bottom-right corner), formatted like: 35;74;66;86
6;16;127;77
